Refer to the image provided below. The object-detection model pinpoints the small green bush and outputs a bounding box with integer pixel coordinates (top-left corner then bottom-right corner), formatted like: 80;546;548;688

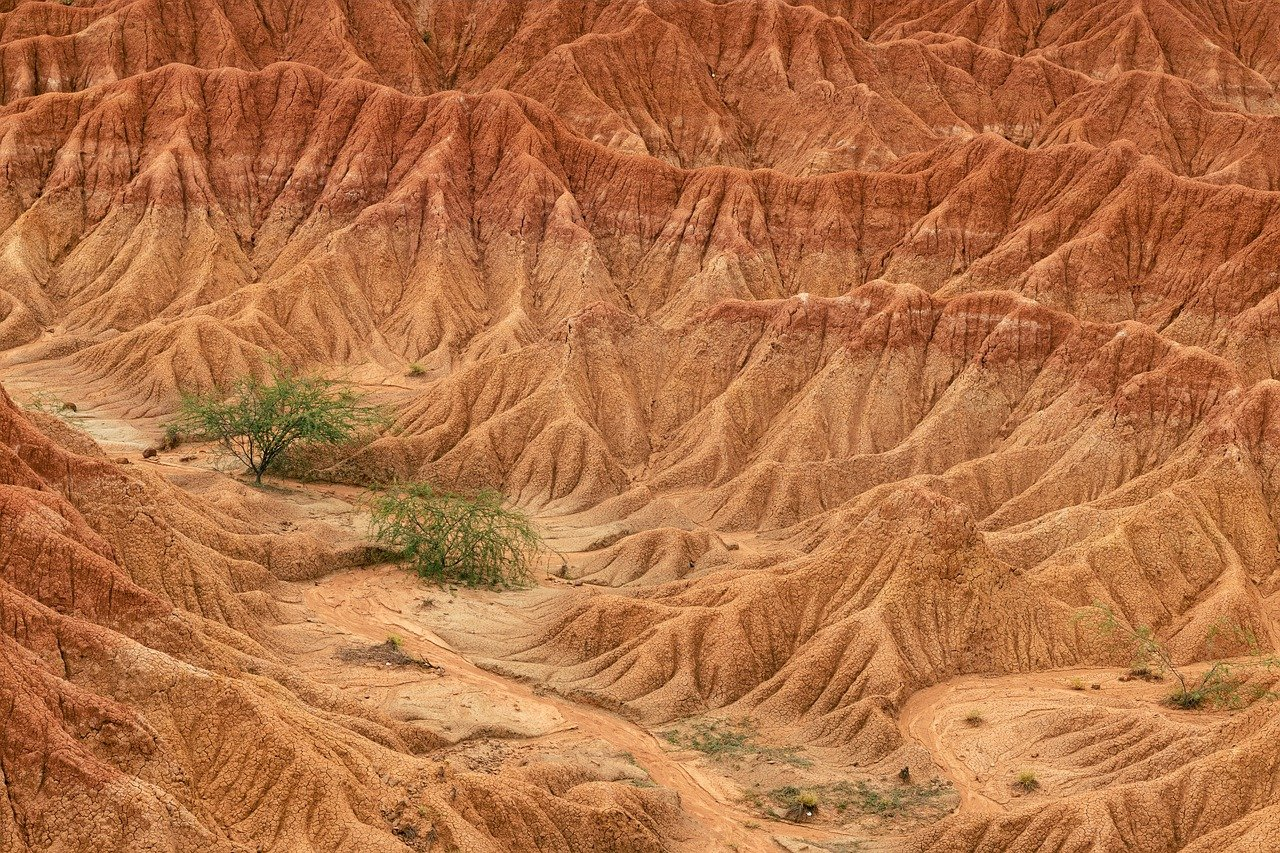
369;484;541;587
1013;771;1039;792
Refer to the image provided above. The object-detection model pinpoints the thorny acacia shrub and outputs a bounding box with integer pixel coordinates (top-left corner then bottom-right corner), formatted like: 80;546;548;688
1076;602;1279;710
369;484;541;587
177;366;383;484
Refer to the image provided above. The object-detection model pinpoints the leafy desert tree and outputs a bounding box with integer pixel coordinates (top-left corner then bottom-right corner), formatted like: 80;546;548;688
1076;602;1278;709
176;366;383;484
369;483;541;587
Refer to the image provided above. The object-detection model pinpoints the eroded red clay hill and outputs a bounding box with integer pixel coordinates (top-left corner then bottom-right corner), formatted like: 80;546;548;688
4;1;1280;851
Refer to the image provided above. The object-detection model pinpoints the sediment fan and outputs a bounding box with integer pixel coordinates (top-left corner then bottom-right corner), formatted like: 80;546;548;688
2;1;1280;851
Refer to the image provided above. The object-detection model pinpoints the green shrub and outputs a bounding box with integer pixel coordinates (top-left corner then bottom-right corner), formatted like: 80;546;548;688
1013;771;1039;792
1076;603;1278;711
369;483;541;587
175;365;383;484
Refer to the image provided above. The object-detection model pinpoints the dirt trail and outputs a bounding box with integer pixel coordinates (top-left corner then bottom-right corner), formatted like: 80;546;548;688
898;681;1005;815
303;567;857;852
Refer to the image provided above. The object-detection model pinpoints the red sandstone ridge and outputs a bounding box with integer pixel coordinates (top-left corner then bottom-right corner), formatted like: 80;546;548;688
2;1;1280;851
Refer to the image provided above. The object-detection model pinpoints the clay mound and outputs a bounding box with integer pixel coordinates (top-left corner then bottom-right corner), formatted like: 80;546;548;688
572;527;735;587
506;300;1275;689
1033;71;1280;189
874;0;1280;111
912;705;1280;852
510;487;1074;751
0;0;438;103
0;383;682;852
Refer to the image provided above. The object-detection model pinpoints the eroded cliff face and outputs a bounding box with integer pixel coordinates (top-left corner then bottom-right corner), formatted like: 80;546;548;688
2;1;1280;851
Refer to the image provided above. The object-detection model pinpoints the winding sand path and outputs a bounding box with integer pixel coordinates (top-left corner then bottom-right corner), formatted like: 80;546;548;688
898;681;1005;816
304;566;862;852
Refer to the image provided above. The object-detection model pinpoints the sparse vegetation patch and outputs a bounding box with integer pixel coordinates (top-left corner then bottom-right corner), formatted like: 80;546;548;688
757;779;952;824
370;483;541;587
661;718;811;767
1076;603;1280;710
338;636;440;671
22;392;74;417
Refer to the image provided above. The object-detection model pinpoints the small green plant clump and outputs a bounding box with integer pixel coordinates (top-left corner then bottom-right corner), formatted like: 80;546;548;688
1013;771;1040;793
369;483;542;587
1122;664;1163;682
764;779;951;823
176;364;383;484
1067;676;1086;691
406;362;426;377
784;789;820;822
160;424;183;451
963;709;984;727
662;719;810;767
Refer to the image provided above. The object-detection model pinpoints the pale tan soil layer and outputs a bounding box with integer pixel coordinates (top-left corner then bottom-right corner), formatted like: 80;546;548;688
4;1;1280;851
